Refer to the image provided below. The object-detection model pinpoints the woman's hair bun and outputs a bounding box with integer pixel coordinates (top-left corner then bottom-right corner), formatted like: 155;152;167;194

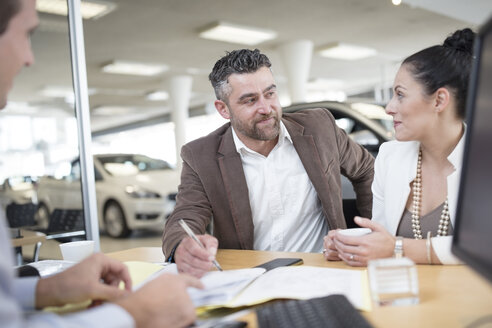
443;28;475;54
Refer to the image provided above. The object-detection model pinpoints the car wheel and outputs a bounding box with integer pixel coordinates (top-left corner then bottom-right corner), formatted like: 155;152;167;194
104;201;130;238
35;203;50;230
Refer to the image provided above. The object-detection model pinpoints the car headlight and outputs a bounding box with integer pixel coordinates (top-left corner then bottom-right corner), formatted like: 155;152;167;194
125;185;161;198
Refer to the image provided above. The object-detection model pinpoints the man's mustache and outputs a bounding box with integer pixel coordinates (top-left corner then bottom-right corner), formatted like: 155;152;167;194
254;113;278;124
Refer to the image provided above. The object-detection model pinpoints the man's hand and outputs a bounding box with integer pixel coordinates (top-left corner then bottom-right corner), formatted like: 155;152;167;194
175;234;218;278
117;273;202;328
35;253;132;308
323;229;342;261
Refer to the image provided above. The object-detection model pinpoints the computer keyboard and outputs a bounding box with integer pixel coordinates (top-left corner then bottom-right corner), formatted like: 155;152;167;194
256;294;373;328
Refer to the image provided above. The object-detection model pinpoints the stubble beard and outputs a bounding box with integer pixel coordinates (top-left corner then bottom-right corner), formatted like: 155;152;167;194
232;113;281;141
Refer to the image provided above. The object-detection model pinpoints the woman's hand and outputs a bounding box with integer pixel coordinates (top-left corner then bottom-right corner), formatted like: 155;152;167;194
333;217;396;266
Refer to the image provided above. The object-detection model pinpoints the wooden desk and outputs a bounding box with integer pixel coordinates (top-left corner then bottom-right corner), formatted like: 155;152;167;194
107;247;492;328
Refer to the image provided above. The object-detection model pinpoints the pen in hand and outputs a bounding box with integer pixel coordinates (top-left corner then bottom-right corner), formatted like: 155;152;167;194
178;219;223;271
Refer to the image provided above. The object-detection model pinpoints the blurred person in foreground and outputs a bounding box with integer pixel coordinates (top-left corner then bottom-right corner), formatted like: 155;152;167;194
0;0;201;327
324;28;475;266
162;48;375;277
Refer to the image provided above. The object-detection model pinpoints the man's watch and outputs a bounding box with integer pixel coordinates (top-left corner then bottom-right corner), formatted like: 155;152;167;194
394;236;404;258
166;243;180;263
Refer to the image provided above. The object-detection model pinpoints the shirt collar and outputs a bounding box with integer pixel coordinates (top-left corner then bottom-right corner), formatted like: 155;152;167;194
448;123;467;170
231;120;292;155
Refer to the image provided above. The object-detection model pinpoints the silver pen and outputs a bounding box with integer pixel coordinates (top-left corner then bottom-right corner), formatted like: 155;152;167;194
178;219;223;271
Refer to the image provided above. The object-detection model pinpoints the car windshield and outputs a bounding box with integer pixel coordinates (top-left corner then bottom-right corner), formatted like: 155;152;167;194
97;155;172;176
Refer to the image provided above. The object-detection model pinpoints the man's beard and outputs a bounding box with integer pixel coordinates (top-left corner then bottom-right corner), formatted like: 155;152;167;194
231;113;280;141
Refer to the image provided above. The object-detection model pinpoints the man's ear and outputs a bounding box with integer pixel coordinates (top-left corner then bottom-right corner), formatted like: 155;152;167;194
215;100;231;119
434;87;450;113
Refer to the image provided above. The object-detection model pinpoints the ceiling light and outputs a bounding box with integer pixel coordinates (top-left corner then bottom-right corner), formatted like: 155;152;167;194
199;22;277;45
40;86;96;97
40;86;74;98
102;61;169;76
40;86;96;105
4;101;40;114
146;91;169;101
92;106;134;116
37;0;116;20
318;42;377;60
392;0;402;5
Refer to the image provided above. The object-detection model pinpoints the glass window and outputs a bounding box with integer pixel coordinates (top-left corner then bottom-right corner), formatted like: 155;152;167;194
0;5;86;242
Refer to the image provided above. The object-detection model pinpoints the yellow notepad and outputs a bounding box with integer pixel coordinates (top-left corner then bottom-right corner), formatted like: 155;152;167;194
123;261;168;290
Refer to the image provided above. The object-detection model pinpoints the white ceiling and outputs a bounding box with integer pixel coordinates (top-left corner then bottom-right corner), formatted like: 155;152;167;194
6;0;491;132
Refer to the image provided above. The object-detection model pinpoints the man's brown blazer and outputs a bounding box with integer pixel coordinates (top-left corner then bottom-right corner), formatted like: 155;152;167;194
162;108;374;258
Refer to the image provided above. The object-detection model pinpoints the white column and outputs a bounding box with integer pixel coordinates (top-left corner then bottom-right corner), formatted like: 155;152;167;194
279;40;313;104
169;75;193;172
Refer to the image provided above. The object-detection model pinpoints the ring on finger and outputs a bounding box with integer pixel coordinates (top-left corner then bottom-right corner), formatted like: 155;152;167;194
349;254;354;261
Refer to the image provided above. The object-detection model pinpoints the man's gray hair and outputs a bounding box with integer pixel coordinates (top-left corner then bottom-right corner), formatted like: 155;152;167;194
208;49;272;103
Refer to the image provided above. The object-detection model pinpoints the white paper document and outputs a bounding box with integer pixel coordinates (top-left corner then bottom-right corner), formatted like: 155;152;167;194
188;267;266;307
27;260;75;277
187;265;369;310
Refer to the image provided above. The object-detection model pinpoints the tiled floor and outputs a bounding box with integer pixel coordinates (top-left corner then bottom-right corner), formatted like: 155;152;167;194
21;227;164;262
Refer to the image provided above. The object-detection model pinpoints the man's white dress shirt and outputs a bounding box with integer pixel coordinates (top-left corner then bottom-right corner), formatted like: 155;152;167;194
232;122;328;253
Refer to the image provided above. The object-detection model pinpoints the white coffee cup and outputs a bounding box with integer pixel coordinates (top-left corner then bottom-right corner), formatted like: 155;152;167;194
59;240;95;262
338;228;372;237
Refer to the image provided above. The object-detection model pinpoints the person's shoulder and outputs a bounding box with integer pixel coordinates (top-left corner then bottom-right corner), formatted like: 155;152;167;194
378;140;419;160
283;108;332;120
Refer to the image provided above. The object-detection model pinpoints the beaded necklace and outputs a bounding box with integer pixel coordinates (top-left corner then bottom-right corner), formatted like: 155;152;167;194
411;149;450;239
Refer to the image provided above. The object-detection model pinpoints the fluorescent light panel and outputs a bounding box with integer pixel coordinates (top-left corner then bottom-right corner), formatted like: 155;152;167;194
4;101;40;114
199;22;277;45
40;86;96;97
146;91;169;101
102;60;169;76
40;86;73;98
37;0;116;20
92;106;134;115
318;42;377;60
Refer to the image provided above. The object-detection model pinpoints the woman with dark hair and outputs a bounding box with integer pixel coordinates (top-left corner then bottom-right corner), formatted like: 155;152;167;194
324;28;476;266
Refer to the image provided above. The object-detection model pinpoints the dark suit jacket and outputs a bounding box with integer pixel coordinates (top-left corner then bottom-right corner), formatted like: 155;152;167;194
162;108;374;257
